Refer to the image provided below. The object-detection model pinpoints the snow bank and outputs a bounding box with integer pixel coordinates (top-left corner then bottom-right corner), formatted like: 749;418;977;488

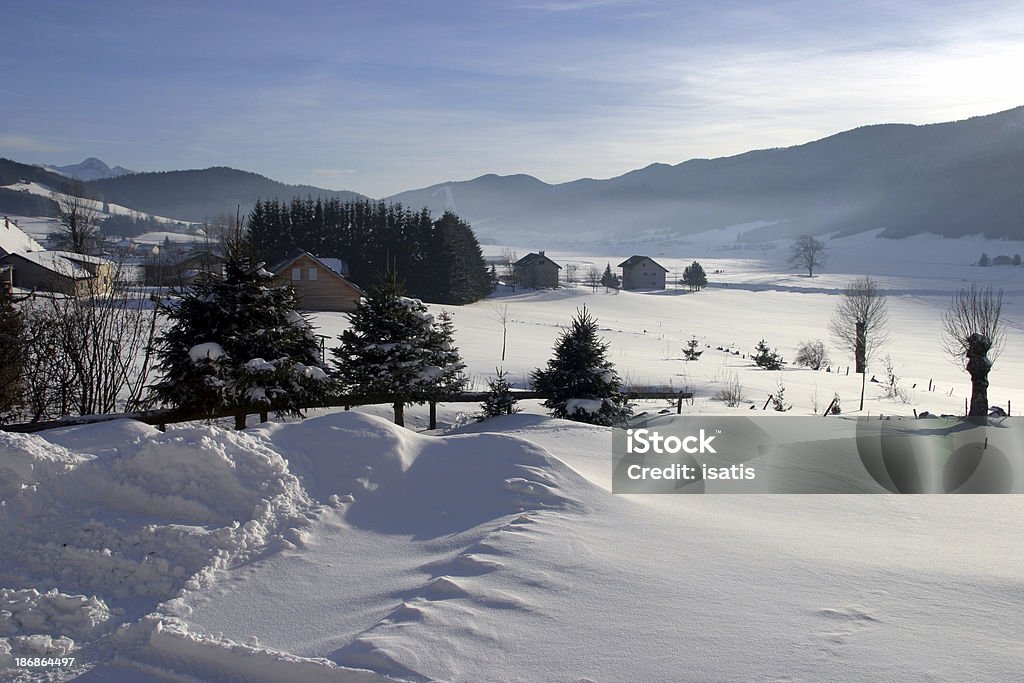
189;342;226;362
0;432;87;501
0;422;315;672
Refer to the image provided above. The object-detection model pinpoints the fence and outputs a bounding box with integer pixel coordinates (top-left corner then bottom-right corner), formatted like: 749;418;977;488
0;390;694;434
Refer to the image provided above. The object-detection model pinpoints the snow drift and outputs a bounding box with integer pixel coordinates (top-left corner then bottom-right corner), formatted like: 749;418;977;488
2;411;1023;681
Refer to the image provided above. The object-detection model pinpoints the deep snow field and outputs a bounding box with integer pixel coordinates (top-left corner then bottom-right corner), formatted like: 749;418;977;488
3;228;1024;681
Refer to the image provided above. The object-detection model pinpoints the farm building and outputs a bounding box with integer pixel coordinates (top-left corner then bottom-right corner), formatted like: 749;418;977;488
618;255;668;290
513;251;561;289
0;250;115;296
270;251;363;312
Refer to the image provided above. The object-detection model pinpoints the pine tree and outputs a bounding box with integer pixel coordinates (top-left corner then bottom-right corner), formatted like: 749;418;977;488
752;339;783;370
600;263;620;290
477;368;520;421
531;306;631;425
0;286;27;421
682;261;708;291
682;336;703;361
151;240;333;429
331;274;466;426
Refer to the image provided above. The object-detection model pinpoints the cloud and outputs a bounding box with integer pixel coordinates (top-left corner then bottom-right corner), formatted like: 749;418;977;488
0;134;66;153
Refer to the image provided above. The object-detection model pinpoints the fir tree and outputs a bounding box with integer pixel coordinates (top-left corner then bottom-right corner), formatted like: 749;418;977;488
600;263;620;290
682;261;708;291
331;274;466;426
531;306;631;425
752;339;783;370
0;286;27;421
151;238;333;429
682;336;703;361
477;368;520;421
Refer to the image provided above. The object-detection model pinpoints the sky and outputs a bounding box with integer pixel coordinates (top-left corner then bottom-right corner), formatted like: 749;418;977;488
2;0;1024;198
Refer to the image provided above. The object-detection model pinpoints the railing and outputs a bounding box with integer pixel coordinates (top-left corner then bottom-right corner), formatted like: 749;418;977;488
0;390;694;434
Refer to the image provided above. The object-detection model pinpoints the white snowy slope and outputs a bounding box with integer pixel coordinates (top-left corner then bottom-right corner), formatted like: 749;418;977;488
1;229;1023;681
3;411;1022;681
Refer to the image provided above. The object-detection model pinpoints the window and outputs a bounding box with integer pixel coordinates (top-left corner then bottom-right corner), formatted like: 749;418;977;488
308;267;318;281
291;268;301;281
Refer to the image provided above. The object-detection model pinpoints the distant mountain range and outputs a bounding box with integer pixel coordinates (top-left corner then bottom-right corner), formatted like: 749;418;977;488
3;106;1024;240
45;157;134;181
387;106;1024;242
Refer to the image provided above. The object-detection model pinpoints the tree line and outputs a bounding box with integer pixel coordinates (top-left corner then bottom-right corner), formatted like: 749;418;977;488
247;198;493;305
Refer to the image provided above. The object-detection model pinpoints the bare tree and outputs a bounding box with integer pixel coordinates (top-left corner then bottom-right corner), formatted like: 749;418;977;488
491;303;511;361
500;248;518;291
828;276;889;374
50;182;103;255
794;339;830;370
942;284;1004;417
564;263;579;287
21;262;159;421
584;266;601;292
788;234;827;277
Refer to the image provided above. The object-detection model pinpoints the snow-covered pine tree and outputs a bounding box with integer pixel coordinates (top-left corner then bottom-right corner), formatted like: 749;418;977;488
0;285;27;421
530;306;631;425
477;368;520;421
331;274;466;426
151;243;333;429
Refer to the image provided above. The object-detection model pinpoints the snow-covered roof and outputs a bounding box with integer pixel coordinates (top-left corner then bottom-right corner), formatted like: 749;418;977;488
618;255;668;272
3;250;111;279
0;217;45;255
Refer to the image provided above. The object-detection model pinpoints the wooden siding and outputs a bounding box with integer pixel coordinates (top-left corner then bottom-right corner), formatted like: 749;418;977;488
272;253;362;312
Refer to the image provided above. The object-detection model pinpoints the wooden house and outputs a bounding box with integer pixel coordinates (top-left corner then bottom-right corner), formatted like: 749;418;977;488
270;251;364;312
618;255;668;290
0;250;115;296
513;251;561;289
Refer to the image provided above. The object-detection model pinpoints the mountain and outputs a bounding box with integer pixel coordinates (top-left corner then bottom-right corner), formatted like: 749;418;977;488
5;106;1024;239
85;167;368;223
387;106;1024;241
46;157;134;181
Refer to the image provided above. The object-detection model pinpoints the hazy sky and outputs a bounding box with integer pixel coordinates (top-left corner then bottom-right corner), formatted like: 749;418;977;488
3;0;1023;197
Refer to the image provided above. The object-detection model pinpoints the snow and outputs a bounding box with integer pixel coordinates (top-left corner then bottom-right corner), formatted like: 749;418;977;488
3;227;1024;679
189;342;226;362
564;397;605;414
0;218;45;254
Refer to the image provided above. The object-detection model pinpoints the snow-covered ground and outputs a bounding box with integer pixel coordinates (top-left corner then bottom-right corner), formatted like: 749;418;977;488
3;228;1024;681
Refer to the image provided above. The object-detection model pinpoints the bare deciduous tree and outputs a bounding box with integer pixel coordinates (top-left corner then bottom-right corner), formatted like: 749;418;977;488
491;303;511;362
828;276;889;374
50;182;103;255
794;339;830;370
564;263;579;286
942;284;1004;417
584;266;601;292
21;264;159;421
788;234;827;277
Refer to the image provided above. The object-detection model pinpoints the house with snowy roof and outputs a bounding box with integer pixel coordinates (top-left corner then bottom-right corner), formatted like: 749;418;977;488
618;255;668;290
0;250;115;296
513;251;561;289
270;251;364;312
0;216;114;296
0;216;45;256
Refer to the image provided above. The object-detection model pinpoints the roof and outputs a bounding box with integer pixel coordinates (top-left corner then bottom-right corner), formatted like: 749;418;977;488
0;218;45;255
617;255;668;272
269;250;364;293
1;250;112;279
514;252;561;269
